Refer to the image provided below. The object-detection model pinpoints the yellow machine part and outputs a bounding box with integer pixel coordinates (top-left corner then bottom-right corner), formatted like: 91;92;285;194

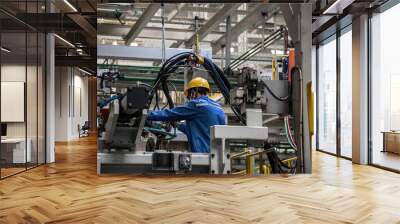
307;81;314;136
272;57;276;80
232;150;297;176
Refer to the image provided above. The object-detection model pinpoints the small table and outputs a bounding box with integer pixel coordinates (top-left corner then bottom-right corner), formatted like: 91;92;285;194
382;131;400;154
1;138;32;164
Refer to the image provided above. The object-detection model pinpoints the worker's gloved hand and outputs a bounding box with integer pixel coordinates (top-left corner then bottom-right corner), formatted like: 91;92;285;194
175;121;187;134
163;122;174;132
170;121;177;128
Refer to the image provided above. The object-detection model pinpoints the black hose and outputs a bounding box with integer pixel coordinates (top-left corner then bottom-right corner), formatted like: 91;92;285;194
263;81;290;102
148;52;246;124
149;52;195;107
214;63;232;90
265;146;297;173
162;81;174;109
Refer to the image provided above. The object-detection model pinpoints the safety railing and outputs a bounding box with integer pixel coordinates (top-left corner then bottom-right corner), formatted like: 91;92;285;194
230;149;297;176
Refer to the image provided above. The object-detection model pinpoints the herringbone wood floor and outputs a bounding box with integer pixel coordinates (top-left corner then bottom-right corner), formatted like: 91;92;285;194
1;136;400;224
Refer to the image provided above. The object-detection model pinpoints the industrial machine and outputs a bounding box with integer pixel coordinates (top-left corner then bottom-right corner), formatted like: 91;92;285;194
97;48;308;175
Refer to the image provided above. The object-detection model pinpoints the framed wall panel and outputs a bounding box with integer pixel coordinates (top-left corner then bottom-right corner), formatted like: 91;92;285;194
1;82;25;122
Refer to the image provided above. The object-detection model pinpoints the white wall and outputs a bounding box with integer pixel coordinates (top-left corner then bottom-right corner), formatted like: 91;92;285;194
71;73;89;138
1;65;42;137
55;67;89;141
55;67;69;141
1;63;46;164
1;65;26;138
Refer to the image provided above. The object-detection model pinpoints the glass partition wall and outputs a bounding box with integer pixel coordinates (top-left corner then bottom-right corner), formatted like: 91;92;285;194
0;1;46;179
370;3;400;171
316;26;353;159
317;36;337;155
339;28;352;159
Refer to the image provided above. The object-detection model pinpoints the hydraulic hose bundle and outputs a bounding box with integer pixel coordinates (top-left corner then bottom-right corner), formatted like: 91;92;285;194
148;52;246;124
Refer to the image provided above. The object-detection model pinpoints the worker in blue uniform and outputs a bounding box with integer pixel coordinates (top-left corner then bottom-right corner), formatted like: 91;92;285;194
147;77;226;153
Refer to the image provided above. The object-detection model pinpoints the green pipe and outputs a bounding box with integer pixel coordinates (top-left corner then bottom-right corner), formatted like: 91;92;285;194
119;76;237;86
119;76;184;84
144;127;177;140
98;64;161;73
98;64;238;86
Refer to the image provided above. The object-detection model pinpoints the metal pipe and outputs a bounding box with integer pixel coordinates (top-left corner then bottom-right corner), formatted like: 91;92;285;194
194;16;200;54
230;31;283;69
230;150;250;159
161;3;166;64
263;115;280;125
229;27;284;68
225;16;231;68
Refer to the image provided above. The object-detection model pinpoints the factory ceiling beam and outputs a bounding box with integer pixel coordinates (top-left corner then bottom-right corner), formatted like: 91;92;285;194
182;5;247;15
98;24;224;41
125;3;160;45
51;0;97;47
55;55;96;71
211;4;279;55
67;14;97;38
279;4;301;41
98;45;212;61
311;0;355;36
183;3;241;48
97;3;148;12
166;3;185;21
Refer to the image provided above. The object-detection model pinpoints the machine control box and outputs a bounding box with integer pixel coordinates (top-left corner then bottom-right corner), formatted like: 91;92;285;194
152;151;192;172
263;80;289;115
121;87;148;114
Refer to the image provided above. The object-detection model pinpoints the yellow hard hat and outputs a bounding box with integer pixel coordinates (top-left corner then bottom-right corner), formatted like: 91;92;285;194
184;77;210;96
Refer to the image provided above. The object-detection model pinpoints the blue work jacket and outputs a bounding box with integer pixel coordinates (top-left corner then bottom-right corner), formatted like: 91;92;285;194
147;96;226;153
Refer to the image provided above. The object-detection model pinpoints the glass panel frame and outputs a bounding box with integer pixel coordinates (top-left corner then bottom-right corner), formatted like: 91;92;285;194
317;35;338;155
339;27;353;159
369;3;400;172
0;0;47;180
316;25;353;160
0;7;29;178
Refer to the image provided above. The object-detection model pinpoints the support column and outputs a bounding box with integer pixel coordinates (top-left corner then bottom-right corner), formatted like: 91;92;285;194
281;3;313;173
352;14;369;164
46;33;55;163
45;1;55;163
88;77;97;133
298;4;313;173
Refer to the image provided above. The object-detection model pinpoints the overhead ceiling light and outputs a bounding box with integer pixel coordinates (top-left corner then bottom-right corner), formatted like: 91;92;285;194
63;0;78;12
322;0;353;15
1;47;11;53
78;67;93;76
54;34;75;48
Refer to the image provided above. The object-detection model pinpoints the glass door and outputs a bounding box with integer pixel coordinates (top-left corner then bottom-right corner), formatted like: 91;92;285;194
370;4;400;171
0;19;28;178
339;28;352;159
317;36;337;155
0;0;47;179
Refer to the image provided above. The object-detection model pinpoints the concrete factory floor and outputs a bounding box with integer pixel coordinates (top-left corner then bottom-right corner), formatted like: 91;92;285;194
1;136;400;223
